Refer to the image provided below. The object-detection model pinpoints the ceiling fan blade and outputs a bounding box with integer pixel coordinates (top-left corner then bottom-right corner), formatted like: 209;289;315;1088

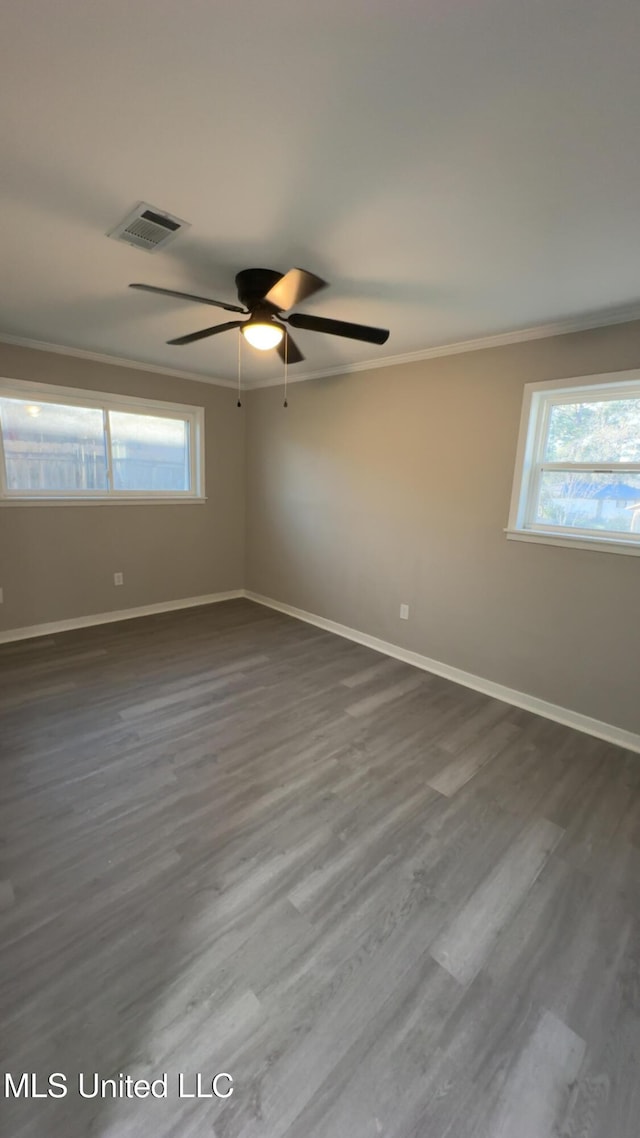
264;268;327;312
167;320;243;345
287;312;389;345
130;283;246;314
277;331;305;365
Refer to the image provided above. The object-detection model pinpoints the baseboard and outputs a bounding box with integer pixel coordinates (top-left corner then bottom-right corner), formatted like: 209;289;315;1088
244;590;640;755
4;586;638;754
0;590;244;644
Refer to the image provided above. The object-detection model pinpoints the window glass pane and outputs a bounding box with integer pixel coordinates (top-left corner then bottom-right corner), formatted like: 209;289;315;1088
544;398;640;463
0;397;108;491
109;411;190;492
534;471;640;534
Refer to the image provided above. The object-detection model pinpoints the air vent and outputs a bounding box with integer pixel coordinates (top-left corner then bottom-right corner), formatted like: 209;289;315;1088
107;202;190;253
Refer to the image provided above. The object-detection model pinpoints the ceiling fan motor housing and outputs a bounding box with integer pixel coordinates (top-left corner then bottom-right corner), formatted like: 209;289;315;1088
235;268;283;311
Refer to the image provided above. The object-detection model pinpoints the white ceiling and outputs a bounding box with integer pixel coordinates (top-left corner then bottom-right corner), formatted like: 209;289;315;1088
2;0;640;385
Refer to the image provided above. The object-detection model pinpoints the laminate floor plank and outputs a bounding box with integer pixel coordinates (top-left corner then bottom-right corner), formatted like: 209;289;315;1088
1;598;639;1138
446;1007;586;1138
430;815;563;985
427;717;521;796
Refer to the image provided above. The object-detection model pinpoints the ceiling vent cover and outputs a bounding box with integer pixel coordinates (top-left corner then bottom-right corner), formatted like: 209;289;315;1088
107;202;190;253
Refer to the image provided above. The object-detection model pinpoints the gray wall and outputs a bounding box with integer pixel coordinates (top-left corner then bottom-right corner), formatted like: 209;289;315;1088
0;343;244;630
245;320;640;735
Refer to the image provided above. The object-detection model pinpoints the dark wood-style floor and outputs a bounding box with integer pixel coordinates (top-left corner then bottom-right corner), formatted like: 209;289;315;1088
1;599;639;1138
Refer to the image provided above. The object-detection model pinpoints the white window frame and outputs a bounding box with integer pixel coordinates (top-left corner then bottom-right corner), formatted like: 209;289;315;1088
0;377;205;505
506;368;640;556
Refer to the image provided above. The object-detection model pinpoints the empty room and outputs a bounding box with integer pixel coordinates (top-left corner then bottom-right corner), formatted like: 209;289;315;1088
1;2;639;1136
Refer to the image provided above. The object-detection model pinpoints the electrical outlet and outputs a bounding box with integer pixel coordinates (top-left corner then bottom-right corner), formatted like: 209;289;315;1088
399;603;409;620
113;572;124;586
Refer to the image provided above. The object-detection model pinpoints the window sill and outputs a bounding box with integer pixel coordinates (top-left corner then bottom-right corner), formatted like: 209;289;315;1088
0;496;207;507
505;528;640;557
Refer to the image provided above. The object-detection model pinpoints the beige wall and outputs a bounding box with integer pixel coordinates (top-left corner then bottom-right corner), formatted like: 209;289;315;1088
0;343;244;630
246;319;640;735
3;322;639;735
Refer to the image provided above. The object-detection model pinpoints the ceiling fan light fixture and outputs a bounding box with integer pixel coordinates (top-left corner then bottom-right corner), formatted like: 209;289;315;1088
241;321;284;351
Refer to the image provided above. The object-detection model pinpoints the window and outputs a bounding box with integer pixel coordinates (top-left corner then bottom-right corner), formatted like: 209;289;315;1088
0;379;204;503
507;370;640;555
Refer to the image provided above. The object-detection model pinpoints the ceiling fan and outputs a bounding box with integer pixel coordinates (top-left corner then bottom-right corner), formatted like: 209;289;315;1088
129;267;389;364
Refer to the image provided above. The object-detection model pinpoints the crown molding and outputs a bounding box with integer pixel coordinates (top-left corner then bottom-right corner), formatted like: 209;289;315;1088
249;300;640;388
0;331;235;389
2;297;640;392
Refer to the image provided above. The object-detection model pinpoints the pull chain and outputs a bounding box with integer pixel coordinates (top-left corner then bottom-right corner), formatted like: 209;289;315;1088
283;331;288;408
237;331;242;408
